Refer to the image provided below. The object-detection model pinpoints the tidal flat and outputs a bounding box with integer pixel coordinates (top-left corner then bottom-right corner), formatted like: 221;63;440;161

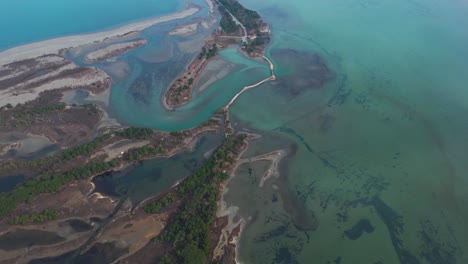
0;0;467;262
223;0;468;263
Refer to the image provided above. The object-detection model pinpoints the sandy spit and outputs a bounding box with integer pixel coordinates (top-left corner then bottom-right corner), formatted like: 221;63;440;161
85;39;147;63
0;7;200;66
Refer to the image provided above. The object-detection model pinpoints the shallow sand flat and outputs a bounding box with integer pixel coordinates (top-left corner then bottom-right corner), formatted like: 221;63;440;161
0;132;56;156
0;65;109;107
85;39;147;62
205;0;214;13
0;55;67;82
195;59;236;93
91;139;150;161
169;23;199;36
0;7;200;66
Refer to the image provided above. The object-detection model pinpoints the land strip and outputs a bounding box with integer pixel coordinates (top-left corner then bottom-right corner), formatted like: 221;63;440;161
118;133;251;264
163;0;272;109
0;119;224;262
0;7;200;66
84;39;147;63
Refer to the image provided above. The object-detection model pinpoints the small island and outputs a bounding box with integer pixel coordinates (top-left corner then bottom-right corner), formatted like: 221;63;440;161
164;0;272;109
0;1;274;263
84;39;148;63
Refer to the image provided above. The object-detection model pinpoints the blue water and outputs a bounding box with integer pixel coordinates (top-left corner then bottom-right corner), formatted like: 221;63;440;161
110;47;270;131
0;0;184;51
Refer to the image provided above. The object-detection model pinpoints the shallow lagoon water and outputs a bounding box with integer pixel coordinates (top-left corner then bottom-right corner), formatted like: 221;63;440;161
93;134;224;205
110;46;270;130
3;0;468;262
221;0;468;263
0;0;186;51
58;0;468;261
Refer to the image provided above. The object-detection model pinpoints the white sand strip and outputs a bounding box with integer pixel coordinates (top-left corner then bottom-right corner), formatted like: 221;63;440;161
0;66;109;107
0;55;67;82
168;23;199;36
205;0;214;13
0;7;200;66
85;39;147;62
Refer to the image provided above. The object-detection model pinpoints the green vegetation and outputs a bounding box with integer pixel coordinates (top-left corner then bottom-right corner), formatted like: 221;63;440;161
218;0;261;30
8;210;59;225
244;37;265;53
144;194;175;214
0;159;120;216
123;144;164;161
198;44;218;60
0;133;112;172
0;101;100;129
61;133;111;161
13;104;66;118
84;103;100;115
153;134;247;263
0;122;217;219
175;84;189;96
115;127;154;140
218;6;239;34
169;131;184;137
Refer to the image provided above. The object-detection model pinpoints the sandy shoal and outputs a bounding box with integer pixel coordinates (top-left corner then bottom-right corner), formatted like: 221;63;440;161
0;7;200;66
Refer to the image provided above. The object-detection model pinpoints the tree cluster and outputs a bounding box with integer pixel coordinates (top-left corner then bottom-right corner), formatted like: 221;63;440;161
218;6;239;34
0;159;120;216
153;134;247;263
13;104;66;118
218;0;261;31
8;210;58;225
144;194;175;214
83;103;100;115
61;133;111;161
0;133;112;175
198;44;218;60
115;127;154;140
123;144;164;161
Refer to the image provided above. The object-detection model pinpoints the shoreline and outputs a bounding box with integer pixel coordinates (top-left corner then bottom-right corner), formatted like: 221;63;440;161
0;7;200;66
225;54;276;109
84;39;148;63
214;131;287;264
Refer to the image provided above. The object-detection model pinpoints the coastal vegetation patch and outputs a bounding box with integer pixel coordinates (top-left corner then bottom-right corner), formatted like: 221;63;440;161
141;134;248;263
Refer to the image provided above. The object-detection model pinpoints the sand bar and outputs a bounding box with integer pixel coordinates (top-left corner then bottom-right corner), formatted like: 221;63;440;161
0;7;200;66
85;39;147;62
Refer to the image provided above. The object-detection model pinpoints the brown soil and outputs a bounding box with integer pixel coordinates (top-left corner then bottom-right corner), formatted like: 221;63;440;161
0;91;104;148
0;180;115;234
0;55;69;90
164;29;241;109
118;133;250;264
85;40;147;63
0;118;223;224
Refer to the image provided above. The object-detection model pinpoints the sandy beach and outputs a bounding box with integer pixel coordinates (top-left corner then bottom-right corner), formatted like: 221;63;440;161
0;7;200;66
168;22;199;36
205;0;214;13
84;39;147;63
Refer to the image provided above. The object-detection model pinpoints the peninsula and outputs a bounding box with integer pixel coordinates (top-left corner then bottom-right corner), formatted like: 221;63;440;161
0;0;275;263
84;39;148;63
164;0;272;109
0;7;200;66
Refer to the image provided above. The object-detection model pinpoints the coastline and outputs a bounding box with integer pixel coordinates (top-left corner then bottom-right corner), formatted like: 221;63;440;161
0;0;277;262
215;134;288;264
224;54;276;109
0;7;200;66
84;39;147;63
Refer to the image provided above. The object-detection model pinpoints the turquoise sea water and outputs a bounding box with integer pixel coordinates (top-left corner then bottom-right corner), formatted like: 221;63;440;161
0;0;184;51
110;47;269;130
4;0;468;262
222;0;468;263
